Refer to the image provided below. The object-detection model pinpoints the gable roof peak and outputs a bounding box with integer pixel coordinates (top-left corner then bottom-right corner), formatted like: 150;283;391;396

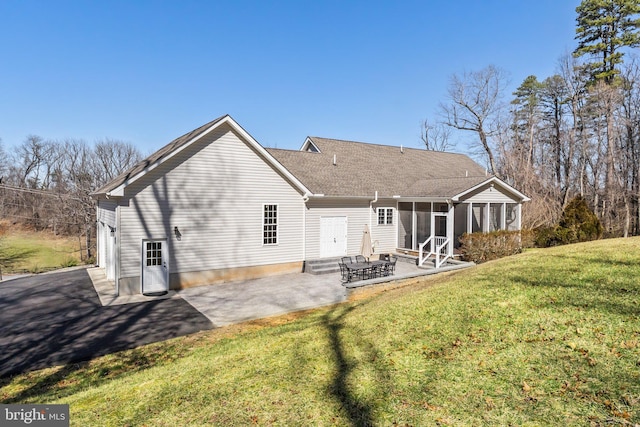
92;114;311;197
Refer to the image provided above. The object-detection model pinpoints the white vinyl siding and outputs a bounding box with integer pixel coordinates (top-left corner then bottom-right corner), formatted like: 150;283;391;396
96;200;118;276
97;199;117;226
305;199;397;259
305;199;368;259
371;201;396;254
117;124;304;279
462;184;515;203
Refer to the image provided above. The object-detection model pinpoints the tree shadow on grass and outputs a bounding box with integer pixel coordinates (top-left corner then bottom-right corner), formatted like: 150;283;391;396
322;304;390;427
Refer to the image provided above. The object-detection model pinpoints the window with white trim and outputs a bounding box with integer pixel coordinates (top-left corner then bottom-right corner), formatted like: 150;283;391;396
263;204;278;245
377;207;393;225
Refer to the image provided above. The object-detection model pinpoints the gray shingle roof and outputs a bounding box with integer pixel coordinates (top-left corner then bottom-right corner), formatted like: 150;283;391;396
267;137;491;198
93;118;503;201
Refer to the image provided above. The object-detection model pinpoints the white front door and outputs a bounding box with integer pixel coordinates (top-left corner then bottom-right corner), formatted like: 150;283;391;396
320;216;348;258
142;240;168;294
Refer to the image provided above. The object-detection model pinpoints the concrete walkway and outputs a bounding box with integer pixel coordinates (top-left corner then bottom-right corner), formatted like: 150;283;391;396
87;267;179;306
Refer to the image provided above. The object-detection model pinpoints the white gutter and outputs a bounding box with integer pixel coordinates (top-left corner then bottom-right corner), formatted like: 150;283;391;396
369;191;378;231
302;193;310;261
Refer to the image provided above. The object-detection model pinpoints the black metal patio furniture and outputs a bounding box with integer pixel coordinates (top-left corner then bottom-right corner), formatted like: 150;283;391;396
386;256;397;275
338;262;350;283
338;255;395;282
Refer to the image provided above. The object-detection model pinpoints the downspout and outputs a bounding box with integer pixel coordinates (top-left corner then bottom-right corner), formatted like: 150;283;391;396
369;191;378;231
115;203;121;296
302;193;310;262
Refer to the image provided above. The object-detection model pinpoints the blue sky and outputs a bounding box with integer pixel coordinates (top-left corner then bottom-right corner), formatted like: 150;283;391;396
0;0;579;155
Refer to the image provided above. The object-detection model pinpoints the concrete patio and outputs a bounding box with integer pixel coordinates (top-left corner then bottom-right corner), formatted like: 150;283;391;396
88;258;474;328
177;258;473;327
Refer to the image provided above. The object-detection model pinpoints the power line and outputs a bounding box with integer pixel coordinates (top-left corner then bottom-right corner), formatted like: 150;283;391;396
0;183;84;201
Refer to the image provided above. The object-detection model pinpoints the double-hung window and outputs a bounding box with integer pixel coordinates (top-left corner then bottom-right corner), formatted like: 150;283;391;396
263;204;278;245
377;207;393;225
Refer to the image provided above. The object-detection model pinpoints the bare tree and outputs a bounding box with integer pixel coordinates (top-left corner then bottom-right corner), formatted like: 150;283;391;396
420;119;453;151
93;139;142;186
440;65;509;174
0;138;7;179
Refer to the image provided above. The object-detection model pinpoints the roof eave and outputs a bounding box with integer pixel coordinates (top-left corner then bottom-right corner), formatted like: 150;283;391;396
451;176;531;203
93;115;313;198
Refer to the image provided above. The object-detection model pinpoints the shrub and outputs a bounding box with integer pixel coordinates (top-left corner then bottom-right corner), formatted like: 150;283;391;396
60;257;80;268
535;196;603;247
459;229;531;264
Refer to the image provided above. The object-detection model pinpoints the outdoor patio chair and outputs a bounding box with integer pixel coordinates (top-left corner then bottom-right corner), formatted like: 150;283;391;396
341;256;354;265
355;255;378;279
338;262;351;283
355;255;367;263
387;256;397;275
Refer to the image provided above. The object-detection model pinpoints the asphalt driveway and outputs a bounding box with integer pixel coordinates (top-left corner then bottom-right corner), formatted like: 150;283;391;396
0;268;212;378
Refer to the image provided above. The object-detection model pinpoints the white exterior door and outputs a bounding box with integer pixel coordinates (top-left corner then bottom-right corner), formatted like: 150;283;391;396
320;216;348;258
432;212;448;238
142;240;168;294
106;229;115;281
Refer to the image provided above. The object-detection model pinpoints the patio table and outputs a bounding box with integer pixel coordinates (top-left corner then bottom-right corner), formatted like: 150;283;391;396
345;260;390;281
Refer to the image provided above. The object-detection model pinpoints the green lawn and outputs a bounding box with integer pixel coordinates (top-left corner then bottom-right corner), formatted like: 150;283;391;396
1;238;639;425
0;230;82;273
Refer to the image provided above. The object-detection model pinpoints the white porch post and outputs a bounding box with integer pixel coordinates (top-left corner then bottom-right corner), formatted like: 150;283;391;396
501;203;506;230
411;201;416;250
467;203;473;234
517;203;522;230
484;203;490;233
447;202;454;256
430;209;435;253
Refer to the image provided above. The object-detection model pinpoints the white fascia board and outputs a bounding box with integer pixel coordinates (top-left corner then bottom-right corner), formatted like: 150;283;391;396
392;196;450;203
307;194;377;200
106;188;124;198
299;137;321;153
451;176;531;202
106;115;312;197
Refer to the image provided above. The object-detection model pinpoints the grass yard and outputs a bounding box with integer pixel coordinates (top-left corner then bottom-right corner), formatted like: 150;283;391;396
1;238;639;425
0;228;82;274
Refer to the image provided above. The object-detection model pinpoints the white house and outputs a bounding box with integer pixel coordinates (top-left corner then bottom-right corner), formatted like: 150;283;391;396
92;115;529;295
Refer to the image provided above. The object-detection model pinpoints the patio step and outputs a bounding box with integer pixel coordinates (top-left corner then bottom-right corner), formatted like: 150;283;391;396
304;257;342;275
392;252;419;265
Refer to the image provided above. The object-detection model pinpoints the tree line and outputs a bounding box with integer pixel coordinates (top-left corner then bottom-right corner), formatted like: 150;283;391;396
423;0;640;238
2;0;638;255
0;136;142;260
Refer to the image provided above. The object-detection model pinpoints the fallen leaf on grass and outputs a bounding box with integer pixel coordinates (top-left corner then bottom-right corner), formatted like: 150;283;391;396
621;340;638;349
612;410;631;420
485;397;495;410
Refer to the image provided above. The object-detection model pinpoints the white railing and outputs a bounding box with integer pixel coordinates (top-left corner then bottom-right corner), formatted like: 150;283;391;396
418;235;451;268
